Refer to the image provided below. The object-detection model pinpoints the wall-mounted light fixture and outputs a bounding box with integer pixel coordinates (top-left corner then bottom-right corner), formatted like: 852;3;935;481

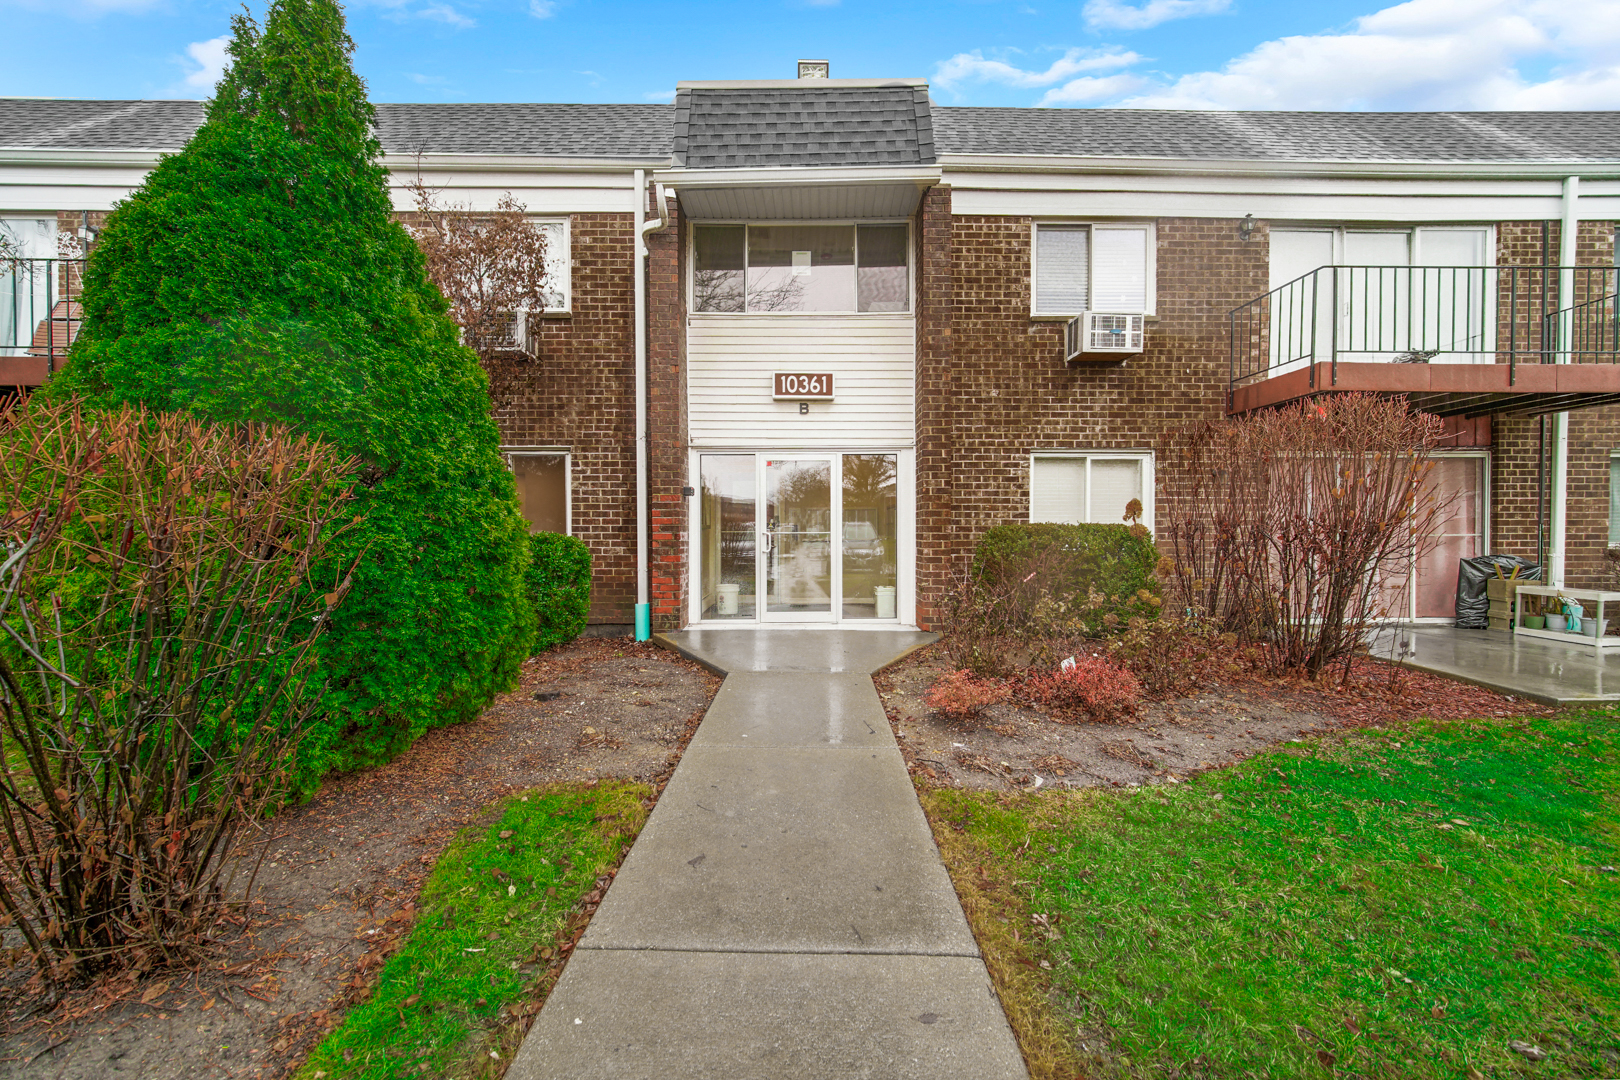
1238;213;1255;242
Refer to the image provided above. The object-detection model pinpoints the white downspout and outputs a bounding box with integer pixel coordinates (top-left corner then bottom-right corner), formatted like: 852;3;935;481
632;175;668;641
1549;175;1579;588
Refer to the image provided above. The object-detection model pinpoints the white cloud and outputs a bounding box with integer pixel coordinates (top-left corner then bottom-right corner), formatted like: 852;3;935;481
1083;0;1230;31
415;1;474;26
644;89;676;102
180;35;231;92
937;0;1620;110
528;0;555;16
1039;73;1152;105
934;47;1143;89
408;72;449;85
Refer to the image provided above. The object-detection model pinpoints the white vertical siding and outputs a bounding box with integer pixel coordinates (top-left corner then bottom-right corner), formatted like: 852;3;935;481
687;314;916;448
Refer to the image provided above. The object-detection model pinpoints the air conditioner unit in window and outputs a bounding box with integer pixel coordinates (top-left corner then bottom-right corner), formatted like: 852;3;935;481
1064;311;1145;364
468;311;533;356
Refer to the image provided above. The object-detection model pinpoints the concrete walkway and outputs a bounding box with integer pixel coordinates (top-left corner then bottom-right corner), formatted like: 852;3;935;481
1370;624;1620;705
507;629;1029;1080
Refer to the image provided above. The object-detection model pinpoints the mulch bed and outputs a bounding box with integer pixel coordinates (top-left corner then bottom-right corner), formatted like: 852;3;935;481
879;646;1555;793
0;637;720;1080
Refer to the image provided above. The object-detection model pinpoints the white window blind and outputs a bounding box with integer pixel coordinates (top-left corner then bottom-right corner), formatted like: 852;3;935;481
1035;226;1088;314
1030;458;1087;524
1090;458;1142;523
1091;227;1149;311
1031;455;1151;525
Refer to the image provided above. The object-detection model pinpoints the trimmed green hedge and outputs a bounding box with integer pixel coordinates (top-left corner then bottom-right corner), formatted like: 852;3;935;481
974;522;1161;634
526;533;592;653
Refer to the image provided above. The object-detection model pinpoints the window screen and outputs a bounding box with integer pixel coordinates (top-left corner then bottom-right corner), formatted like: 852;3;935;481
1035;226;1089;314
694;226;746;313
694;225;910;313
857;225;909;312
1091;227;1149;311
508;453;568;534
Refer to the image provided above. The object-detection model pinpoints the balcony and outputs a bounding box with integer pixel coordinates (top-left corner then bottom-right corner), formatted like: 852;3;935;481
2;258;86;387
1228;265;1620;418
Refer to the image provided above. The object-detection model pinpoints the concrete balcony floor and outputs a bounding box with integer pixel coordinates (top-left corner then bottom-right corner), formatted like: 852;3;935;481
1369;624;1620;706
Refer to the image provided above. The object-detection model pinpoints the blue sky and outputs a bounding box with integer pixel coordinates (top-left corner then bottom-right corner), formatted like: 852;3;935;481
4;0;1619;110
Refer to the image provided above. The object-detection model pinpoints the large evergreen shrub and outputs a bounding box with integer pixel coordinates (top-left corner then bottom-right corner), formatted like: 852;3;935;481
524;533;592;652
55;0;533;792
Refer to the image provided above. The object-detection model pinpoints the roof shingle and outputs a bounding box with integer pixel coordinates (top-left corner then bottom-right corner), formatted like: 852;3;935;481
930;107;1620;162
674;85;934;168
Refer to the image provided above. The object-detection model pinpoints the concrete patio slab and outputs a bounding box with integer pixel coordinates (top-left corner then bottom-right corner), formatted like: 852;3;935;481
689;672;895;749
505;950;1027;1080
656;627;937;675
581;744;978;955
1370;624;1620;705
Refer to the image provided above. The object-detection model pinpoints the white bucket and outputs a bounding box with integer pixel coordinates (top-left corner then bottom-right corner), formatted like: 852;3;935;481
874;585;897;619
716;582;741;616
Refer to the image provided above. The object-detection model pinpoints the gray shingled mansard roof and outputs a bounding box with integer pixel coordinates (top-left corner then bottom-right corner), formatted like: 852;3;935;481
672;84;935;168
3;94;1620;165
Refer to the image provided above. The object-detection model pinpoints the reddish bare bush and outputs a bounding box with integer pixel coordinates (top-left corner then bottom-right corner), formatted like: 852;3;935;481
0;399;358;989
922;669;1010;723
1020;654;1142;722
1159;394;1452;679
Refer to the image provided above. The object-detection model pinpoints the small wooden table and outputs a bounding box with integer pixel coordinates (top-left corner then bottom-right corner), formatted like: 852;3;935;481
1512;585;1620;651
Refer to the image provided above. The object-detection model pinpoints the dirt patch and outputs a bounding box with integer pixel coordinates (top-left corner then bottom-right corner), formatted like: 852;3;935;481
0;637;720;1080
878;645;1552;793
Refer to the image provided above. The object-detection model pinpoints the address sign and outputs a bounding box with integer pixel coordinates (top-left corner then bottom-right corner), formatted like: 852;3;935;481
773;372;835;400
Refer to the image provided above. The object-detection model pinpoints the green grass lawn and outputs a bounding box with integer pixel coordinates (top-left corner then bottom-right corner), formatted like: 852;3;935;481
927;712;1619;1079
295;782;648;1080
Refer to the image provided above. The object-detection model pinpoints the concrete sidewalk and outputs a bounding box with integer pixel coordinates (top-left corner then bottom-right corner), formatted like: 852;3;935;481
507;629;1028;1080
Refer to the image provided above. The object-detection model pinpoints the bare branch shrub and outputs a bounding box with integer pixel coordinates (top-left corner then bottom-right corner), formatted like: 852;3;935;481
403;178;553;364
0;399;358;989
1159;394;1451;678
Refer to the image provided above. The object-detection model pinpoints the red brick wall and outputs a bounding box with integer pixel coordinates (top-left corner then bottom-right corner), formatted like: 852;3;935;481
914;186;955;622
487;212;640;626
913;214;1271;626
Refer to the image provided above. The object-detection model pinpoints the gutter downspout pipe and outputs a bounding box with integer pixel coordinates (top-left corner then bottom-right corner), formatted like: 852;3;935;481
633;174;668;642
1549;175;1579;589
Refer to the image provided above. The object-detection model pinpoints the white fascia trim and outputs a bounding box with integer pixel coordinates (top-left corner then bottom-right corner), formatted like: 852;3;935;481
383;152;670;173
937;152;1620;181
655;164;942;189
0;148;169;167
676;78;927;90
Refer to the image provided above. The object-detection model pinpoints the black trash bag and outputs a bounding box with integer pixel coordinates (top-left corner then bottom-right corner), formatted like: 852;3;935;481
1454;555;1543;629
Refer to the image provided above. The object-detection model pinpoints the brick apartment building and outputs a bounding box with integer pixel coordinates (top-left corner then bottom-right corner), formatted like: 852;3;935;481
3;73;1619;634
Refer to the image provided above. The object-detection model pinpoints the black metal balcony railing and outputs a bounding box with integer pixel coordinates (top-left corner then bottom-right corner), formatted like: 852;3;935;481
1229;265;1620;393
2;258;88;376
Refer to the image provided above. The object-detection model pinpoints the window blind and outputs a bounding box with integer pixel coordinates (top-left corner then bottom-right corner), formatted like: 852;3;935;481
1091;227;1148;311
1030;458;1087;524
1089;458;1143;524
1035;226;1089;314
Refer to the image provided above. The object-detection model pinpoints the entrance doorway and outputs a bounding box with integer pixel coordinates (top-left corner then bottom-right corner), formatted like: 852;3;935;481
696;452;904;624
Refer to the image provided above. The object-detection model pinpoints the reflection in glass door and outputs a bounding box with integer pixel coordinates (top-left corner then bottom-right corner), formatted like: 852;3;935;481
763;458;833;617
697;452;903;624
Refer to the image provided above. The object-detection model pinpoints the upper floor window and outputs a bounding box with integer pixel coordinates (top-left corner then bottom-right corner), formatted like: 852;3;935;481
693;223;910;314
1033;222;1154;317
532;218;571;313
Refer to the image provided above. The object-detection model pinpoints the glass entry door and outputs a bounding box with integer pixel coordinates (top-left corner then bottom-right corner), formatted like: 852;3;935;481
697;452;900;624
762;457;834;619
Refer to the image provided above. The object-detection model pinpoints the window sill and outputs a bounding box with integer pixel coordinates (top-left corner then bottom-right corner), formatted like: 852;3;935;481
1030;312;1159;322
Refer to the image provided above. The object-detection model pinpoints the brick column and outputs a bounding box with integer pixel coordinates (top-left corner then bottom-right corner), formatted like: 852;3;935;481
646;196;689;629
914;185;954;628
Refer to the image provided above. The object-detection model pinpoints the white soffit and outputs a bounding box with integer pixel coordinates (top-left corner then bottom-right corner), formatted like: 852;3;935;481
661;166;941;220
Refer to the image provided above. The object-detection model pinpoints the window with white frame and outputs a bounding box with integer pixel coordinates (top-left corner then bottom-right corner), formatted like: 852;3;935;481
533;218;571;313
691;223;910;313
1030;453;1153;526
1032;223;1154;317
505;449;570;534
1610;451;1620;547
